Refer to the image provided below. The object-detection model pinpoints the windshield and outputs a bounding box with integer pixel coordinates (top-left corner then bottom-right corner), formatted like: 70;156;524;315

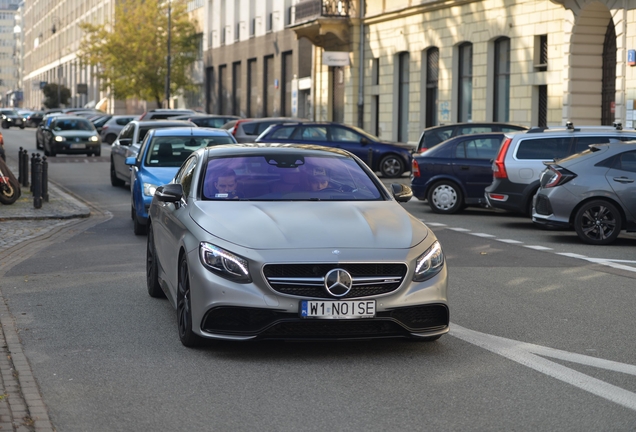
145;135;235;167
53;119;94;131
201;154;383;201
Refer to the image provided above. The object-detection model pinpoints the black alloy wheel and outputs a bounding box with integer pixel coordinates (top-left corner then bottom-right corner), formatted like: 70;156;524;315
427;180;463;214
379;155;405;178
177;256;203;347
146;225;165;298
574;200;622;245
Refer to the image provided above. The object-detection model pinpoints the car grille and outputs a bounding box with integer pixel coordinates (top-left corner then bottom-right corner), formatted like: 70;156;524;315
263;263;408;299
535;195;552;215
201;304;449;339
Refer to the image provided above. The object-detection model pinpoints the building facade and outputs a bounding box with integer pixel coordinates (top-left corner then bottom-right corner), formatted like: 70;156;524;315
0;0;20;107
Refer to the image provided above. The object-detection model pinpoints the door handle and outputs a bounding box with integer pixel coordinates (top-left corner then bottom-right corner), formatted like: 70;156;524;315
613;177;634;183
460;166;470;170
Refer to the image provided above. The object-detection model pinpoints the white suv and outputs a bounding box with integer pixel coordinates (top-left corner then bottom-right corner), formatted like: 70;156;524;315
484;123;636;215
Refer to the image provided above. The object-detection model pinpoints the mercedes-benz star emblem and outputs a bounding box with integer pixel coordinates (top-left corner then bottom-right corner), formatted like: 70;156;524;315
324;269;353;297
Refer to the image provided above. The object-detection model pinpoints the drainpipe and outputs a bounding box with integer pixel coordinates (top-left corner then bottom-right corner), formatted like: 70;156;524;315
357;0;365;128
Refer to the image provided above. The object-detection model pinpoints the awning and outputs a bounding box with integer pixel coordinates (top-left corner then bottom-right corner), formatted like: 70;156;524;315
96;97;108;112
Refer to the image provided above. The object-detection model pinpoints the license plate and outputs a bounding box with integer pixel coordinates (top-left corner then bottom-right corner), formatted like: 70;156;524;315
300;300;375;319
70;143;85;149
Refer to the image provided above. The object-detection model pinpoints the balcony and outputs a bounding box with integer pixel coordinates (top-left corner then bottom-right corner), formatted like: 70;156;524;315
290;0;353;51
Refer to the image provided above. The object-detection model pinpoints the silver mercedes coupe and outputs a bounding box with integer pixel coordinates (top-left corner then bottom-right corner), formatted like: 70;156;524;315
147;144;449;347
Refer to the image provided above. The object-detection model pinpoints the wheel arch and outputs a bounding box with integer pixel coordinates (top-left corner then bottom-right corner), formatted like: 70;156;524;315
424;175;467;199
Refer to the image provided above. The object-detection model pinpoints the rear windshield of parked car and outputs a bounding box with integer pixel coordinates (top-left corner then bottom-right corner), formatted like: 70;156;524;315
145;135;235;167
201;154;383;201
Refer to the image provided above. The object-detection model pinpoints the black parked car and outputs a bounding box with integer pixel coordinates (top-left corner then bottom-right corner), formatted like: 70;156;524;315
25;110;44;128
42;115;102;157
416;122;527;153
411;133;506;213
255;122;413;178
1;109;25;129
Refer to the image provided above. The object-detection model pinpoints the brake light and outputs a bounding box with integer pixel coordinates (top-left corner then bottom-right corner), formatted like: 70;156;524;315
232;119;247;136
543;166;576;188
102;125;109;131
419;147;428;153
412;159;420;177
493;138;512;179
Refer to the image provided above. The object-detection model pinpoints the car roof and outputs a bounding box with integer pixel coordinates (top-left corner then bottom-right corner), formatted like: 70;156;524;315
132;120;195;126
150;127;232;137
238;117;298;123
51;115;92;121
423;122;527;131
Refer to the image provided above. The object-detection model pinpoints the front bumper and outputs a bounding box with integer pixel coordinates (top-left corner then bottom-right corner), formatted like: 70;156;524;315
52;142;101;154
186;246;450;341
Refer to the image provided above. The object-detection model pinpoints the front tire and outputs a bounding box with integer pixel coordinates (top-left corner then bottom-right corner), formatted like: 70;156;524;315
133;213;147;235
379;155;405;178
574;200;622;245
146;225;165;298
177;256;204;347
427;181;463;214
110;161;125;187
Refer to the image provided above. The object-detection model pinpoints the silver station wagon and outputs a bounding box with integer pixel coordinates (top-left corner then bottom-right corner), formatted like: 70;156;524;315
147;144;449;347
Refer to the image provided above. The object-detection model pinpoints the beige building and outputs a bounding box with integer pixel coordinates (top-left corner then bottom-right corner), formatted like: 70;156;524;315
203;0;636;145
0;0;20;107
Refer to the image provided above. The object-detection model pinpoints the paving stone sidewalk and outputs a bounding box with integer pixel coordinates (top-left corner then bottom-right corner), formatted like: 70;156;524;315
0;160;91;431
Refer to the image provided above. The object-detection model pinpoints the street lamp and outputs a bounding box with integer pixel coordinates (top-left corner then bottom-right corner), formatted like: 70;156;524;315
52;17;61;108
165;0;171;108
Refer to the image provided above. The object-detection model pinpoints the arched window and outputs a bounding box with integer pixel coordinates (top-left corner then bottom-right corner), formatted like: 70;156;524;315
494;37;510;122
458;43;473;122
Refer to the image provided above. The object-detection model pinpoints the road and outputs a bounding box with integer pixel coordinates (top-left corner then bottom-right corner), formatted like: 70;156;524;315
2;127;636;431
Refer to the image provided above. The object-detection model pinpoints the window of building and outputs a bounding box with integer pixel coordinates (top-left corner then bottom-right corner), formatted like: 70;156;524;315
458;42;473;123
538;85;547;128
534;35;547;72
232;61;241;116
494;37;510;122
426;47;439;127
282;51;293;117
264;55;274;116
397;52;410;142
247;58;257;117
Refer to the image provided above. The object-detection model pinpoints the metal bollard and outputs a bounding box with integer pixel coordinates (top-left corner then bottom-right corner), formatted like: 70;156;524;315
30;153;36;192
21;149;29;187
33;155;42;209
42;156;49;202
18;147;23;184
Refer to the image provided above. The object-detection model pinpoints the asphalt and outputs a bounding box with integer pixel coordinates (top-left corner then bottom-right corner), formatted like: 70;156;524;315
0;159;90;432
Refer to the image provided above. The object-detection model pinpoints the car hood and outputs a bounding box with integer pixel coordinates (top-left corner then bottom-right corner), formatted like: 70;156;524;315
139;167;179;187
190;201;428;249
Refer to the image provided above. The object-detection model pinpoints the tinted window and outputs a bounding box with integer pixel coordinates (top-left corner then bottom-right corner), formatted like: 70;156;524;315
456;137;502;159
573;136;613;153
145;136;233;167
295;126;328;141
330;127;362;142
120;124;134;139
617;151;636;173
424;128;453;148
516;137;571;160
53;119;94;131
176;156;198;196
116;117;134;126
242;123;258;135
270;126;295;139
458;126;491;135
195;118;228;128
201;154;382;201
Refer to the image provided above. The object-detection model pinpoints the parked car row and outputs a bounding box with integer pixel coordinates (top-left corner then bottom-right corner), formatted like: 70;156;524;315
410;122;636;245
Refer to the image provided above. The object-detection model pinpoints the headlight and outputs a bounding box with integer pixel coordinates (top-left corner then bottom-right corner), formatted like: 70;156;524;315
89;135;99;142
199;242;251;283
54;136;66;142
413;241;444;282
142;183;159;196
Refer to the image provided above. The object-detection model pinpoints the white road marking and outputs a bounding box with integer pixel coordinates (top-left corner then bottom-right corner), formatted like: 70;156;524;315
448;227;471;232
524;245;553;251
450;323;636;411
424;222;447;227
470;233;496;238
496;239;523;244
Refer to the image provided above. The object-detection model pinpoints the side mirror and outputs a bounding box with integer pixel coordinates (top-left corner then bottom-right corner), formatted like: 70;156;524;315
125;156;138;166
119;138;132;146
391;183;413;203
360;137;370;145
155;184;183;203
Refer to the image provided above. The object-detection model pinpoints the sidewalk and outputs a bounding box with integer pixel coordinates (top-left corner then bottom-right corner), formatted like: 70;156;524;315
0;161;90;431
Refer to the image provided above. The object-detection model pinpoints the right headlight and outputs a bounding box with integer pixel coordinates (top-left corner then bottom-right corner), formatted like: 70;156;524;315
413;241;444;282
199;242;251;283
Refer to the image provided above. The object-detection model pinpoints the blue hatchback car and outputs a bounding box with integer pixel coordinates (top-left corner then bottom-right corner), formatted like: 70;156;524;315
126;127;236;234
254;122;413;178
411;133;505;213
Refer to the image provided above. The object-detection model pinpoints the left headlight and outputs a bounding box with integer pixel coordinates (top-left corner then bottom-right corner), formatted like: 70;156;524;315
143;183;159;196
199;242;251;283
413;241;444;282
89;135;99;142
55;136;66;142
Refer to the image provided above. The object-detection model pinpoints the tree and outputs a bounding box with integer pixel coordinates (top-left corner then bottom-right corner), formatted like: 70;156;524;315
78;0;199;108
42;83;71;108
